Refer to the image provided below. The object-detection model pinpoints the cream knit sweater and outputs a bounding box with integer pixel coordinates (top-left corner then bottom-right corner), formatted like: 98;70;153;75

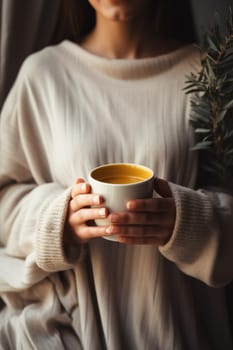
0;41;233;350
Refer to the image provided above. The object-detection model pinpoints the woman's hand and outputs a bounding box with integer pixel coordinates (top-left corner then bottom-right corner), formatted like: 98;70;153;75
65;178;109;245
107;178;176;245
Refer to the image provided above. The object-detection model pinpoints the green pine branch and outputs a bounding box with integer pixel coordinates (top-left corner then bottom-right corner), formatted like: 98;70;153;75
185;8;233;187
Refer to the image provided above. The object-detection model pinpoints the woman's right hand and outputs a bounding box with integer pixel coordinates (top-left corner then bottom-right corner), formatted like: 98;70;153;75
65;178;109;245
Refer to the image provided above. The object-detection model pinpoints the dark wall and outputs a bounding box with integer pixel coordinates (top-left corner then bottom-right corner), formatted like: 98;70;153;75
191;0;233;40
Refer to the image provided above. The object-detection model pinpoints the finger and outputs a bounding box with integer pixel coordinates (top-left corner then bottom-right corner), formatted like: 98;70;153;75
70;193;104;211
117;235;167;245
69;207;109;226
109;211;174;227
106;224;171;238
73;225;111;242
75;178;85;184
154;177;172;197
126;197;175;213
71;182;91;198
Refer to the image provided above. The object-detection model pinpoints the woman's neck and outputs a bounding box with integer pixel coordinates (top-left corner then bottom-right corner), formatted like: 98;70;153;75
80;12;181;59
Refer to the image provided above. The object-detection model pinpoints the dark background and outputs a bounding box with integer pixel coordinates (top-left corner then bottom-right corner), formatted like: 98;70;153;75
192;0;233;39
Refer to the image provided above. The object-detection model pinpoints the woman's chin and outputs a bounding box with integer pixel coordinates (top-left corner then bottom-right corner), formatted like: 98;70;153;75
102;7;139;22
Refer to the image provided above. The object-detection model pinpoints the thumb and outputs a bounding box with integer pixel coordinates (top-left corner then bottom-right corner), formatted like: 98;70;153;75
75;178;85;184
154;177;172;198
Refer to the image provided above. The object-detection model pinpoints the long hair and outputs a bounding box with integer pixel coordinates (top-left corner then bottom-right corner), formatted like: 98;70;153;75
53;0;95;43
156;0;196;43
53;0;196;44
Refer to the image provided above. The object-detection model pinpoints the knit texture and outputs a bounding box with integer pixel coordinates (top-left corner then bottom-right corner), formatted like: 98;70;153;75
0;41;233;349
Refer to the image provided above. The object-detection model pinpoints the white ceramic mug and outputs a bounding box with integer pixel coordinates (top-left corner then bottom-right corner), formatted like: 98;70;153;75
88;163;154;241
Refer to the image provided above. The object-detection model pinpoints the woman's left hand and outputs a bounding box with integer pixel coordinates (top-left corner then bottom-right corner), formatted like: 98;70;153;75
106;178;176;245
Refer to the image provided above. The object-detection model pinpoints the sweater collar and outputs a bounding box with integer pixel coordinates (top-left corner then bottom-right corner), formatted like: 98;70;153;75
63;40;195;80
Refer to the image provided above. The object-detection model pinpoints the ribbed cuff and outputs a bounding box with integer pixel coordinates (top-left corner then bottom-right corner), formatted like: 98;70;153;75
36;187;84;272
159;182;215;264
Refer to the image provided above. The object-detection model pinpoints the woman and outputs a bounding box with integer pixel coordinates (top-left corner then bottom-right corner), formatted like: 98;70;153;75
0;0;233;349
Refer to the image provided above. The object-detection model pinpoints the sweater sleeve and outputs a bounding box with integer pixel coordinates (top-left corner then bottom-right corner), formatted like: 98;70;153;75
0;55;82;292
159;182;233;287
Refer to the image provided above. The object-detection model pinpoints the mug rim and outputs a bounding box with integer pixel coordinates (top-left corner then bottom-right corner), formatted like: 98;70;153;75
88;162;154;187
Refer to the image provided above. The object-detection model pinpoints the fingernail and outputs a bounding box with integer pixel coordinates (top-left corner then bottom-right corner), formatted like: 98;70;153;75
127;201;136;210
105;227;111;235
99;208;107;217
106;226;118;234
93;195;100;204
81;183;87;192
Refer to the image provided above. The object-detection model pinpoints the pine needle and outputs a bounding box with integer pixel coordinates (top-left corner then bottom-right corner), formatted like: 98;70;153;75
185;8;233;187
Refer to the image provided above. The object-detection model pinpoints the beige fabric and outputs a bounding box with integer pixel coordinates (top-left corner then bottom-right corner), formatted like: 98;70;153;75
0;41;233;349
